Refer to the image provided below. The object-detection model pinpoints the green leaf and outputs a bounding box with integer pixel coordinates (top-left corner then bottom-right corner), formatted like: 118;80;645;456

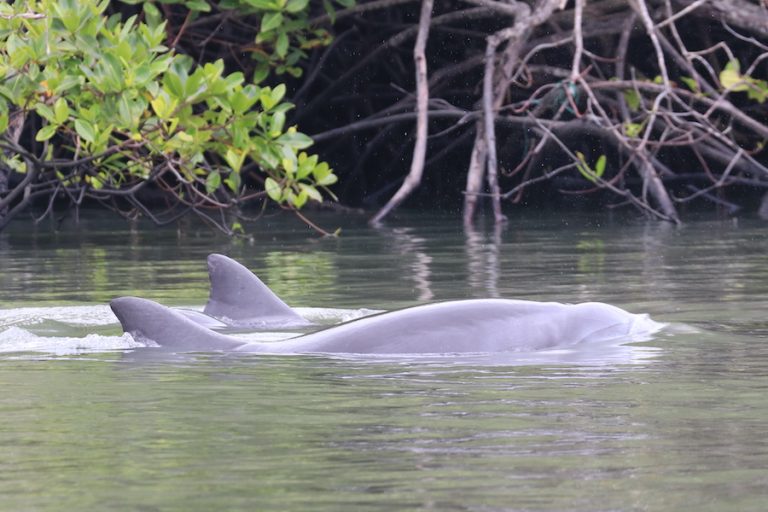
270;84;286;105
55;4;81;33
244;0;281;9
275;31;289;58
5;156;27;174
311;162;337;186
164;69;185;98
260;87;279;110
277;131;312;149
575;151;601;183
720;60;748;92
53;98;70;124
224;170;242;193
680;76;699;94
224;148;245;172
323;0;337;23
285;0;309;13
102;53;124;91
594;154;606;178
259;84;285;110
296;152;318;179
282;155;295;176
0;85;17;104
286;66;303;78
253;65;270;84
206;170;221;194
624;122;643;138
270;110;286;137
229;88;259;114
143;2;162;26
261;12;283;33
118;95;134;128
292;188;308;208
150;93;177;119
184;0;211;12
746;81;768;103
312;162;331;181
53;75;83;95
75;119;96;143
623;89;640;112
35;104;55;123
299;183;322;203
315;172;337;187
35;125;58;142
265;177;282;202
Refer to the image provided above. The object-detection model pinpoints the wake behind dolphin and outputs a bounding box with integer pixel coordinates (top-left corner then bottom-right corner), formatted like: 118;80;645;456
111;295;663;355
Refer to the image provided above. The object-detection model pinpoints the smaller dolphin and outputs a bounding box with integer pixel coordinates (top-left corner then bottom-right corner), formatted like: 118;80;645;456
111;296;661;355
199;253;311;328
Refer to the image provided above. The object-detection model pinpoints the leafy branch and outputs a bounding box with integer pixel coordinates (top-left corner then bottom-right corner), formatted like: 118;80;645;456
0;0;340;233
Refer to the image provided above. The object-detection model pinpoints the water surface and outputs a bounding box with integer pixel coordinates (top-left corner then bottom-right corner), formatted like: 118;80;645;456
0;211;767;511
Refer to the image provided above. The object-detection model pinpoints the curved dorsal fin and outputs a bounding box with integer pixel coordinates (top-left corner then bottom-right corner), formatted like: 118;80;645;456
203;254;307;326
110;297;246;351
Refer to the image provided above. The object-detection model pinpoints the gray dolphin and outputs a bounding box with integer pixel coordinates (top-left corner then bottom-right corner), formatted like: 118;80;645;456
110;296;660;355
198;253;311;328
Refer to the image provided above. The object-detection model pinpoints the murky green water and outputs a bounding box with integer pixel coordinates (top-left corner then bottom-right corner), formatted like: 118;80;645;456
0;211;767;511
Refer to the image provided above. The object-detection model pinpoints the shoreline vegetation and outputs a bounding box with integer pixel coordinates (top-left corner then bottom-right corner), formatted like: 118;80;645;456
1;0;767;234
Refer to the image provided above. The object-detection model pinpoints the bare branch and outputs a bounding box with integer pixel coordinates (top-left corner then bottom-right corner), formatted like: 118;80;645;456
370;0;434;224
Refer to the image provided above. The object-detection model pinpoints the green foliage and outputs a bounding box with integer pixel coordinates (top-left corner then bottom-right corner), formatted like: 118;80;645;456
679;76;700;94
0;0;338;229
623;89;641;112
623;120;644;138
119;0;353;83
719;59;768;103
575;152;606;183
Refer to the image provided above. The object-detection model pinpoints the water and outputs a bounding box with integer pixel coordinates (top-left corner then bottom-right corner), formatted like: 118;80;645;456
0;211;767;511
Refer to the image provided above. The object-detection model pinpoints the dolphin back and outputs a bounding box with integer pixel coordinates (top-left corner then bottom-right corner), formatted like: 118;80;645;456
110;296;661;356
111;296;247;351
203;254;308;327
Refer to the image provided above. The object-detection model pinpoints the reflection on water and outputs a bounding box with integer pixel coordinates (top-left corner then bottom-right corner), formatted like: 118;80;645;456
3;211;766;311
377;226;434;301
262;251;337;304
465;221;502;298
0;211;768;511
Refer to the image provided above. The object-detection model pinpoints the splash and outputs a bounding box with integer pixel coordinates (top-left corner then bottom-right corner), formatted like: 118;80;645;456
0;304;117;328
0;304;377;356
0;326;147;355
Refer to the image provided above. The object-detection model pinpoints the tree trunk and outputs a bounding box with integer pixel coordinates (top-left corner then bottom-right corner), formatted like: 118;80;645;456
464;0;562;225
370;0;433;224
463;136;487;225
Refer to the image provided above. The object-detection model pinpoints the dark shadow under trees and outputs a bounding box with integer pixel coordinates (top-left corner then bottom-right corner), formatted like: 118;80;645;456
297;0;768;225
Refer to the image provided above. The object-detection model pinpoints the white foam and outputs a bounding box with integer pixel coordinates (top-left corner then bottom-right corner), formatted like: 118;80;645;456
0;304;117;328
295;307;379;324
628;313;667;340
0;326;147;355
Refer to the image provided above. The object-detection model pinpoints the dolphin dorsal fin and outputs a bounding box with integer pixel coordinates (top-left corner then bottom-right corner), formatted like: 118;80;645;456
110;296;246;351
203;254;307;326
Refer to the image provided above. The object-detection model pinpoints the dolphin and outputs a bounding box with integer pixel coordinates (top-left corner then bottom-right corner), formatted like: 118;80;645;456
110;296;661;355
196;253;312;328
